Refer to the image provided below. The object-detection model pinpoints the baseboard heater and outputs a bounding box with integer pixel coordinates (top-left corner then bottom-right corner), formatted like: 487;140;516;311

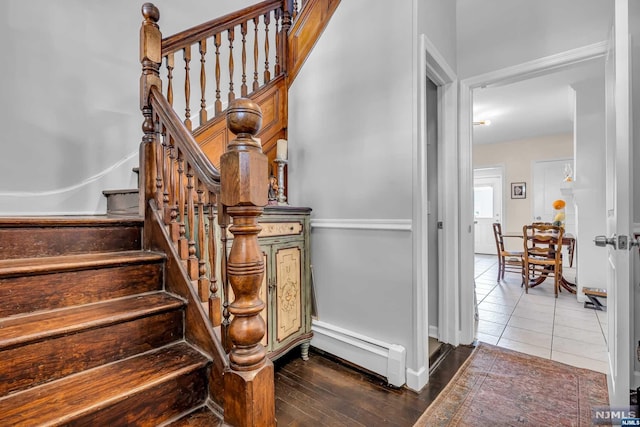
311;319;406;387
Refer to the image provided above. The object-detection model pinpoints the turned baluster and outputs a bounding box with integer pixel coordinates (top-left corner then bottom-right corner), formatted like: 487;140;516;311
253;17;260;91
197;182;208;301
228;28;235;102
168;141;180;243
274;9;281;76
154;121;165;212
219;203;231;352
208;194;221;326
183;46;192;130
199;39;207;125
177;151;188;258
214;33;222;114
240;22;248;97
280;7;291;75
263;12;271;84
166;54;174;106
186;164;198;280
293;0;299;19
221;98;274;426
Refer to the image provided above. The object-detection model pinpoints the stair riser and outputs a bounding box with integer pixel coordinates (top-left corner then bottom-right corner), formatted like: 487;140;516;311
0;310;184;396
0;226;141;260
65;366;208;427
0;263;163;317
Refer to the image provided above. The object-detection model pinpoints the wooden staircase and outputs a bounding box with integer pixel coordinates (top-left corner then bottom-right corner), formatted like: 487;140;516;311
0;217;222;426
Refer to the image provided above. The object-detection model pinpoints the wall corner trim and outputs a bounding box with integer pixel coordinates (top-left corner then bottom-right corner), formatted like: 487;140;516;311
311;320;407;387
406;366;429;392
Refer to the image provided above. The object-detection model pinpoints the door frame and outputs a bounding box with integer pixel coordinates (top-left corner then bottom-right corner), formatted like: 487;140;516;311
458;42;608;345
409;33;457;391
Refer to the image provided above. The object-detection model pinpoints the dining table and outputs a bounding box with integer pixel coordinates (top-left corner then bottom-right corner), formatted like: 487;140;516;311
503;230;577;294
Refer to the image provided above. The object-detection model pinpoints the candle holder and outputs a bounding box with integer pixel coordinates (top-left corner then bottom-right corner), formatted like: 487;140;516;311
274;158;288;205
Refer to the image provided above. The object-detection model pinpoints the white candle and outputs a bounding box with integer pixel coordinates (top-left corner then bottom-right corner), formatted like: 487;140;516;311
276;139;288;160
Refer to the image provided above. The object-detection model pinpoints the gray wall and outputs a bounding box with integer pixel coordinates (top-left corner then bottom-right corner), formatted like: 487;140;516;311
288;0;426;371
0;0;254;215
456;0;613;79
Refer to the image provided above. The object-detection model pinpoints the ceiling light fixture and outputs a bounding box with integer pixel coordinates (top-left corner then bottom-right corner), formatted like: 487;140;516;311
473;120;491;126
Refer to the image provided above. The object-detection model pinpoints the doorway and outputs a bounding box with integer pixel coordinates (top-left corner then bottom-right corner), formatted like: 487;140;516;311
473;167;504;255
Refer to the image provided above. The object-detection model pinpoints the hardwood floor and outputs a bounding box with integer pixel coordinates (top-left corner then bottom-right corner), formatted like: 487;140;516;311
274;345;475;426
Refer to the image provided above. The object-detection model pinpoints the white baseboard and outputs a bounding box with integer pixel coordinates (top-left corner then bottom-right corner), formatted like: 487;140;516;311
311;320;406;387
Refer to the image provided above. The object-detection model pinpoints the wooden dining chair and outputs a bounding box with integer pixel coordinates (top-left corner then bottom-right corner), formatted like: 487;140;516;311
522;223;564;297
492;223;524;284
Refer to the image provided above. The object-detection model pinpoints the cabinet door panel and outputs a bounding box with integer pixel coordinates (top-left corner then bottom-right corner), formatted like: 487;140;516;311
274;245;303;343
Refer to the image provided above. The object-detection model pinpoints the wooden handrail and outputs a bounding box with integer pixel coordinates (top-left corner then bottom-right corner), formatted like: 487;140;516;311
149;86;220;191
162;0;282;55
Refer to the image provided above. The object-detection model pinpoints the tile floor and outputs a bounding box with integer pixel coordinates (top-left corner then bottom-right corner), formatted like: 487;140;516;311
474;254;609;373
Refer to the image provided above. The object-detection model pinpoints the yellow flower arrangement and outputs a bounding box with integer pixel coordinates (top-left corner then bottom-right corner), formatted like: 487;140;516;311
552;199;566;210
552;199;566;227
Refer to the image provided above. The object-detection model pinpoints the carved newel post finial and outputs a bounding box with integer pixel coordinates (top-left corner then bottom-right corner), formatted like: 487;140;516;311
221;98;274;426
222;98;267;369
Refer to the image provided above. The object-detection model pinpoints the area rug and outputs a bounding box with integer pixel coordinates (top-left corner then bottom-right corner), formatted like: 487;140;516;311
414;342;609;426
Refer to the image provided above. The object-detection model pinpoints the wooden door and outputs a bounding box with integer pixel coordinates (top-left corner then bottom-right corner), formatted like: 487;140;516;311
273;242;304;346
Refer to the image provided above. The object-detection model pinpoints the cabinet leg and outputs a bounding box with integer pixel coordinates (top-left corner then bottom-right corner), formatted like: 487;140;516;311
301;341;310;361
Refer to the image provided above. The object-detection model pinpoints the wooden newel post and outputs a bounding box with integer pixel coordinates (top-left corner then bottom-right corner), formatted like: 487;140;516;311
221;98;274;427
139;3;162;222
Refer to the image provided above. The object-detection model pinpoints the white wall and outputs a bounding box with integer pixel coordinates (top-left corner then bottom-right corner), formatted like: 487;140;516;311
417;0;457;72
456;0;613;79
0;0;255;215
571;78;607;298
287;0;460;386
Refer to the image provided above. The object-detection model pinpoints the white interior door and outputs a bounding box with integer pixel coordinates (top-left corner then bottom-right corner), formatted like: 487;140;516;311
602;0;632;407
532;159;575;235
474;170;503;254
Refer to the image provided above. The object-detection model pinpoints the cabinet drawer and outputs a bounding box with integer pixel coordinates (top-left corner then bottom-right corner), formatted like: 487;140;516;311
226;221;303;239
258;221;303;238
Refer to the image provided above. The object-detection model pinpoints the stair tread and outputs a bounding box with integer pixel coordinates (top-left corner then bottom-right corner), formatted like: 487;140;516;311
102;188;139;195
0;342;209;426
0;216;142;228
0;250;165;278
0;292;184;349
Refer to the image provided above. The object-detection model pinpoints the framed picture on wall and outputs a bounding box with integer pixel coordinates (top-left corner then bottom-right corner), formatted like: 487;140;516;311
511;182;526;199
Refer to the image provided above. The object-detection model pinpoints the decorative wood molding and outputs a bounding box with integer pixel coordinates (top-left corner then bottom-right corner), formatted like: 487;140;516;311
310;219;412;231
311;320;406;388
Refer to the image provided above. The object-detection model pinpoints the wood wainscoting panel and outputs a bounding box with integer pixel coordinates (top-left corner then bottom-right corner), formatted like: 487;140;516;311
194;77;287;169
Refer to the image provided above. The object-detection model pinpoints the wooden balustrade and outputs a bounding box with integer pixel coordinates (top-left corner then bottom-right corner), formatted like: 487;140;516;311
140;4;275;426
159;1;290;130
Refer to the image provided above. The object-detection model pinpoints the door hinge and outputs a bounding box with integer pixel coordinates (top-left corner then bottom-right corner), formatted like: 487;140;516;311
437;221;443;229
